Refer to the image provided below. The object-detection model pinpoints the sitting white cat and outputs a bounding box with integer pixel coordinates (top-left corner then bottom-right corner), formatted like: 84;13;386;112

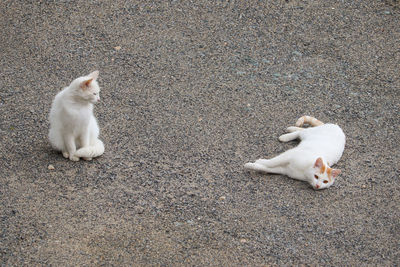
245;116;345;190
49;71;104;161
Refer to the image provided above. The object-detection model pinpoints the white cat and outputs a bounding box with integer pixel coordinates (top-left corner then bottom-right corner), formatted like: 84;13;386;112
49;71;104;161
244;116;345;190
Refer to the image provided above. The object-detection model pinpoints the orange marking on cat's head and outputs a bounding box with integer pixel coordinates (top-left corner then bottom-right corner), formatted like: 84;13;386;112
80;78;93;90
326;167;333;182
84;78;93;87
320;164;326;174
314;157;323;169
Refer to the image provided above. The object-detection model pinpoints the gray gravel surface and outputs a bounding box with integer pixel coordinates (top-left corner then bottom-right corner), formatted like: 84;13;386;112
1;1;399;266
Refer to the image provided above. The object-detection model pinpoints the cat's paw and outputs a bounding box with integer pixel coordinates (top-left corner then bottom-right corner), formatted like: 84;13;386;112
286;126;303;132
62;151;70;158
279;134;290;142
69;155;80;161
244;162;268;172
244;162;255;170
279;132;299;142
83;157;92;161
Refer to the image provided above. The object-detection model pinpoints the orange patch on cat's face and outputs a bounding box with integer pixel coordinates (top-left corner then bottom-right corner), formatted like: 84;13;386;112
327;167;334;182
319;165;333;182
320;164;326;173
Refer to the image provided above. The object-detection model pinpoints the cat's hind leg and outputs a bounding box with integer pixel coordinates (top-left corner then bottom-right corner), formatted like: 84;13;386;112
254;153;290;168
244;162;285;174
279;131;300;142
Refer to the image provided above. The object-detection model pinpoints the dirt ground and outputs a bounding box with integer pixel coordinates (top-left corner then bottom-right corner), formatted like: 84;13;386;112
1;1;399;266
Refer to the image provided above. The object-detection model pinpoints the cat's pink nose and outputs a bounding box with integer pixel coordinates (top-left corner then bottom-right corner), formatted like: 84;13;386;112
315;185;320;189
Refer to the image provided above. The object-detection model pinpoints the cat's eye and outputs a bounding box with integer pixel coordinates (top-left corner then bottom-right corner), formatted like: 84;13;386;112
314;175;319;179
93;93;97;95
323;180;328;184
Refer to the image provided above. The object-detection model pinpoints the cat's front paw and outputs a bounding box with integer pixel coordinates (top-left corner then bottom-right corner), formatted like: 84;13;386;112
286;126;303;132
279;133;298;142
62;151;70;158
279;134;290;142
69;155;80;161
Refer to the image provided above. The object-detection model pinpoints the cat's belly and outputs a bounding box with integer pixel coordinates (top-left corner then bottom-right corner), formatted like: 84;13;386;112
284;164;308;182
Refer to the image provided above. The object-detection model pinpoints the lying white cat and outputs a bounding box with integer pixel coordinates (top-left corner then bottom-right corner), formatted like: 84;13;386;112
245;116;345;190
49;71;104;161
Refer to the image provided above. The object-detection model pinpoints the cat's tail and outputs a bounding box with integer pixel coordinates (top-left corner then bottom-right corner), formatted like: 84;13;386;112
295;115;324;127
75;139;105;158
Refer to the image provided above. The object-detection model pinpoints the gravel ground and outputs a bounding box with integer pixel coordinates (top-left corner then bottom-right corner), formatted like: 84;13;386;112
1;1;399;266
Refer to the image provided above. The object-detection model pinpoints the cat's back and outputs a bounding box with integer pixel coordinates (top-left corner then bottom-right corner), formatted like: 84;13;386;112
299;123;345;163
51;87;68;109
49;87;73;124
301;124;344;141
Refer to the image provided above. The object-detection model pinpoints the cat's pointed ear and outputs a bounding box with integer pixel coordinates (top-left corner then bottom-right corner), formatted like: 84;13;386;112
332;169;341;178
80;78;93;90
314;157;323;169
88;70;99;80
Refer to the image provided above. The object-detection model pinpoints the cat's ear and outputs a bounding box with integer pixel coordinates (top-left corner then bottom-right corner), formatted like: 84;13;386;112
88;70;99;80
331;169;341;178
80;78;93;90
314;157;323;169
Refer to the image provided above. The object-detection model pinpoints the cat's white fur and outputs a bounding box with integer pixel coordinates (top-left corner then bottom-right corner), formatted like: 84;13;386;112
244;117;345;190
49;71;104;161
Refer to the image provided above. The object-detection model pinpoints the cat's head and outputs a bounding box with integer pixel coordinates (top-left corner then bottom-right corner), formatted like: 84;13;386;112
71;71;100;104
308;157;341;190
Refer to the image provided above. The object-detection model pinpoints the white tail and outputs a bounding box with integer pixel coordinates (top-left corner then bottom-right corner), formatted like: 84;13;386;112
295;115;324;127
75;139;104;158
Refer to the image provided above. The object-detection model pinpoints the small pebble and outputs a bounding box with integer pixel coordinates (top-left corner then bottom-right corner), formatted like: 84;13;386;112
219;196;226;201
292;51;303;57
48;164;55;170
240;238;247;243
361;184;367;189
114;46;121;51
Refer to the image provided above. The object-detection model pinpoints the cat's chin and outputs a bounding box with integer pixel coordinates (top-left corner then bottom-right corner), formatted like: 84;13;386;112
312;184;331;190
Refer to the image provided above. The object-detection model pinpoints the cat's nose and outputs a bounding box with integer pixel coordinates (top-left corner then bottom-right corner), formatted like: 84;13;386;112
315;185;320;189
